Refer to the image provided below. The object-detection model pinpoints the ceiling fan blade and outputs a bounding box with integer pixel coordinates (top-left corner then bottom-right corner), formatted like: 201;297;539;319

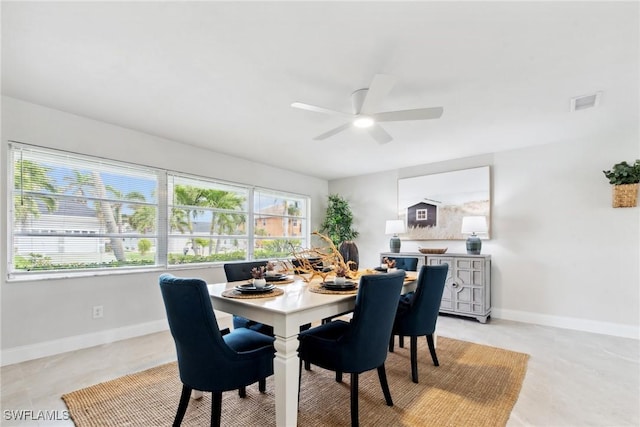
366;123;393;144
373;107;444;122
359;74;396;114
313;122;352;140
291;102;352;118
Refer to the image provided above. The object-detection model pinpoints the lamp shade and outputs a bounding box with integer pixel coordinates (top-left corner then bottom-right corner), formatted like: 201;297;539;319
385;220;405;235
461;216;488;235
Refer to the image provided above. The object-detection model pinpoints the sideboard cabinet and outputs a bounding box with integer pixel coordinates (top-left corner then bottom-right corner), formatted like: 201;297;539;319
425;254;491;323
379;252;491;323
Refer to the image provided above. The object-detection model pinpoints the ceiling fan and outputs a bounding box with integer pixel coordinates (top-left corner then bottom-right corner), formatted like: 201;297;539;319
291;74;443;144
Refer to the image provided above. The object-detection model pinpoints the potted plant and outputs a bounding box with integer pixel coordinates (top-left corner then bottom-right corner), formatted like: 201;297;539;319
603;160;640;207
319;194;360;270
265;261;278;277
250;266;267;288
334;265;348;285
383;257;397;272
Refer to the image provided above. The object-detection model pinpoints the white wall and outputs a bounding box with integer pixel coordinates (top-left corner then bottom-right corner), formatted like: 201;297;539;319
2;96;637;366
0;96;329;364
330;131;639;338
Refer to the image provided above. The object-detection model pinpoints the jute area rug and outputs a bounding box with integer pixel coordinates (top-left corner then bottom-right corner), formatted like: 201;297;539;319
62;337;529;427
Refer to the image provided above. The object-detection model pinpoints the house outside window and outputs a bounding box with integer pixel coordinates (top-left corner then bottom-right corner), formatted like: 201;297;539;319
253;191;306;259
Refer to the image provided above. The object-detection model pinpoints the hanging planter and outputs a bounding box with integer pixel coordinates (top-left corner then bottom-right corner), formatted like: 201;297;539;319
603;160;640;208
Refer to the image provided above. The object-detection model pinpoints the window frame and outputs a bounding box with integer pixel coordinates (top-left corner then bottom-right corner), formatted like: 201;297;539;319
6;141;311;281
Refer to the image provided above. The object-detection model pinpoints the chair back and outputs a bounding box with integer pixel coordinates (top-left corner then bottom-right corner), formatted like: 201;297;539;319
159;274;244;391
223;261;268;281
386;257;418;271
341;271;406;372
396;264;448;336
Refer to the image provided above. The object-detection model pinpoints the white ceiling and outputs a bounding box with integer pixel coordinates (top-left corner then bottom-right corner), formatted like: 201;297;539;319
2;1;638;180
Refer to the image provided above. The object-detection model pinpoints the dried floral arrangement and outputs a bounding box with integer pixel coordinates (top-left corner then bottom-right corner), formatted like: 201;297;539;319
382;257;396;268
250;266;266;279
289;231;360;282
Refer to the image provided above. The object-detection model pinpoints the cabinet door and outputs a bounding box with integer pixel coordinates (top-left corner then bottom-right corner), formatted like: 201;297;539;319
427;256;454;310
452;258;485;314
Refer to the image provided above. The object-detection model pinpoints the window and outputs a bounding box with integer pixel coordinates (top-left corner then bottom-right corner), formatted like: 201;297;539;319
167;174;249;264
8;142;309;278
416;209;428;221
10;143;159;276
253;190;307;259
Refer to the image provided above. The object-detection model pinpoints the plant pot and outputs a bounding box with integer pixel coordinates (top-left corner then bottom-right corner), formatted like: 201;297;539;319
612;183;639;208
339;241;359;271
334;276;346;285
253;278;267;288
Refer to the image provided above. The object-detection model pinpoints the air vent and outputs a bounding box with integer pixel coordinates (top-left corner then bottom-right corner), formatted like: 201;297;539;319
570;92;602;111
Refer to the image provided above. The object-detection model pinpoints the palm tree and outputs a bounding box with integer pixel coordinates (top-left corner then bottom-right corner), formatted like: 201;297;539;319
13;159;57;228
63;170;126;261
172;185;207;254
201;189;245;254
129;205;156;234
106;186;146;233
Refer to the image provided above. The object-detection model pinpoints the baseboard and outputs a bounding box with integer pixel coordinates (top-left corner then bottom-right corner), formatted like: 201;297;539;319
492;308;639;340
3;309;635;366
1;311;233;367
0;320;170;367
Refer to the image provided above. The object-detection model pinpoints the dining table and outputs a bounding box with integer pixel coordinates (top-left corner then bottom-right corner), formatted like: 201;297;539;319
207;271;417;427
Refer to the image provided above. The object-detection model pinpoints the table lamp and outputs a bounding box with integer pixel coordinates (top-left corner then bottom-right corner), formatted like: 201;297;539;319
461;216;488;255
385;220;405;253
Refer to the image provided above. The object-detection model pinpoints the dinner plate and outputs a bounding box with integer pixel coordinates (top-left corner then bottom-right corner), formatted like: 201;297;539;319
235;284;276;293
265;274;288;282
322;281;357;290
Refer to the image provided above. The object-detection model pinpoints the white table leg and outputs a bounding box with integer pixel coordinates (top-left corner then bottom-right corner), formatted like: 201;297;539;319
191;389;203;400
273;334;300;427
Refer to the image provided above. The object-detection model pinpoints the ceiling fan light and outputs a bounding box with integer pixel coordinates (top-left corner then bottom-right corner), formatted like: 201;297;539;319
353;116;374;128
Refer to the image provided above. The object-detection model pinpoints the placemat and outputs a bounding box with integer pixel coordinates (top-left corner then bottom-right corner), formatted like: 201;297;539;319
308;283;358;295
222;287;285;299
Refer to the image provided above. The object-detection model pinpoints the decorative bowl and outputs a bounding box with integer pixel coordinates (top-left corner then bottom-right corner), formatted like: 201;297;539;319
418;248;448;254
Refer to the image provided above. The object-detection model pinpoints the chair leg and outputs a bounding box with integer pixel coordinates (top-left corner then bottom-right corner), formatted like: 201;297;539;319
298;357;303;408
411;335;419;383
336;371;343;383
259;378;266;393
389;335;395;352
304;360;311;371
399;335;405;348
173;384;192;427
238;386;246;398
211;391;222;427
427;334;439;366
377;364;393;406
350;373;359;427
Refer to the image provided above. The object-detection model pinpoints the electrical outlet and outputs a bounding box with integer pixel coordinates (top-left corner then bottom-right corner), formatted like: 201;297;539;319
92;305;104;319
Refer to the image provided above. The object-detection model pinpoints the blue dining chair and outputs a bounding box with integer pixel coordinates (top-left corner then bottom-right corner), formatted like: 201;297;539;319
159;274;275;427
389;264;448;383
297;271;406;427
223;261;274;336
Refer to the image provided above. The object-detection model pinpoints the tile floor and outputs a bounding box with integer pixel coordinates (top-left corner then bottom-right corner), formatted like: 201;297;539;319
1;314;638;426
